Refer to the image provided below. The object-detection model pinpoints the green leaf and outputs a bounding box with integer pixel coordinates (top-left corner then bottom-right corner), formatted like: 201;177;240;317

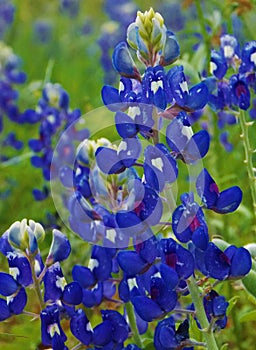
220;344;229;350
239;310;256;323
226;296;239;316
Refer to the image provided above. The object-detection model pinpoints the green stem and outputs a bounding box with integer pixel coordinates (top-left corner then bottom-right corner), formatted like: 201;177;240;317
187;276;219;350
239;110;256;219
194;0;211;74
28;253;45;310
43;59;55;85
126;302;143;348
0;152;33;168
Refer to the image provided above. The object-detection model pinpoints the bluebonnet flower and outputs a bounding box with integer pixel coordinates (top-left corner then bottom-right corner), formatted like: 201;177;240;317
143;143;178;192
172;192;209;250
0;271;27;321
0;42;26;163
117;236;158;276
131;264;179;321
2;131;23;150
204;242;252;280
166;112;210;164
59;0;80;18
72;246;115;307
159;238;195;280
26;82;87;200
33;20;53;44
196;168;242;214
154;316;192;350
203;290;229;330
40;304;68;349
0;0;15;39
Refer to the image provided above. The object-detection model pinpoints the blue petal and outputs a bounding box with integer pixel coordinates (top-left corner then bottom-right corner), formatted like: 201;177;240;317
102;310;129;343
132;296;163;322
46;229;71;264
161;30;180;66
96;147;125;174
184;130;210;163
117;138;141;168
205;243;230;280
92;320;112;346
112;42;139;79
8;287;27;314
63;282;83;305
227;246;252;277
115;111;138;138
70;309;93;345
101;85;123;111
72;265;95;288
0;272;19;296
196;168;219;208
0;298;11;321
186;82;209;110
117;251;147;276
215;186;242;213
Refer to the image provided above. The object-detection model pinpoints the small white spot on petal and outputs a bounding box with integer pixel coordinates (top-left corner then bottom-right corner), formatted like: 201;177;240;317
9;267;20;280
151;157;164;172
128;106;140;120
119;81;125;92
224;45;234;58
48;323;61;338
152;272;161;279
250;52;256;65
210;61;217;74
106;229;116;243
127;277;138;291
151;80;163;94
88;258;99;271
56;276;66;291
86;322;93;332
179;80;189;94
117;141;127;155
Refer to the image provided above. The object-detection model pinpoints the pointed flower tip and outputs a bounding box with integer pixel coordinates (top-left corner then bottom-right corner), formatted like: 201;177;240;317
46;229;71;265
112;42;140;80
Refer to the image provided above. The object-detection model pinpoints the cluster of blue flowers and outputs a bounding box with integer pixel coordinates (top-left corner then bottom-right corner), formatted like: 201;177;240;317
0;6;254;350
207;34;256;151
24;82;89;201
0;41;26;161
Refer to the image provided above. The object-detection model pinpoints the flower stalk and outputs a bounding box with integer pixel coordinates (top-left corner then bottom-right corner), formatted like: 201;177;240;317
125;302;143;348
187;276;219;350
239;110;256;220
